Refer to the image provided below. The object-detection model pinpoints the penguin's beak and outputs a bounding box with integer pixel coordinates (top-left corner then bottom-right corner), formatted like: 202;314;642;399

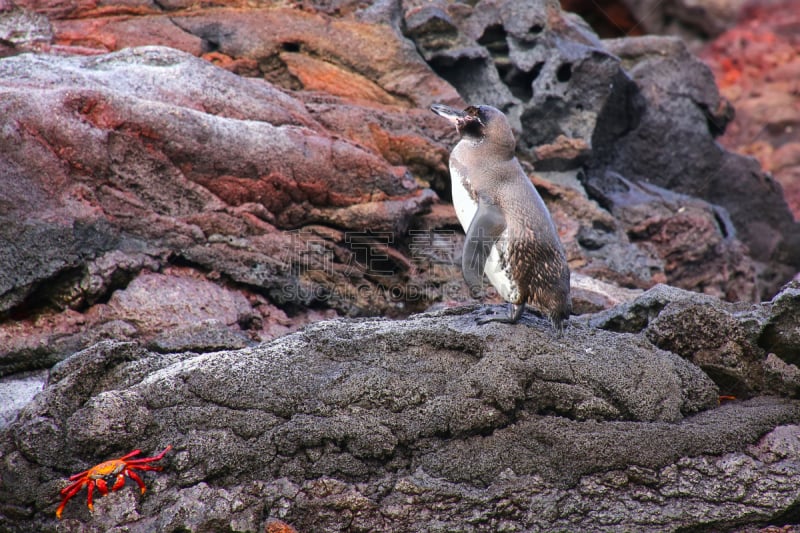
430;104;466;125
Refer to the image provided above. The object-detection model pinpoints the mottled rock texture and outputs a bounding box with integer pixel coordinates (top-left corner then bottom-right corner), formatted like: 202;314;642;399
591;282;800;400
0;46;449;375
2;293;800;531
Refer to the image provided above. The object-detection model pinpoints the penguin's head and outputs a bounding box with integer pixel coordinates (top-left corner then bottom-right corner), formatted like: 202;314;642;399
431;104;515;154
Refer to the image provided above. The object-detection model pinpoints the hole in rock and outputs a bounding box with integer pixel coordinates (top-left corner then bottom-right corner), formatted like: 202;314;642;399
281;42;301;53
503;66;541;101
529;23;544;34
477;24;512;83
477;24;509;53
201;39;220;54
556;63;572;82
428;55;490;94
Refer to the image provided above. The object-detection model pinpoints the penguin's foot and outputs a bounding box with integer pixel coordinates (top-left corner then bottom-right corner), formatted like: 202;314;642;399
476;303;524;325
477;315;518;325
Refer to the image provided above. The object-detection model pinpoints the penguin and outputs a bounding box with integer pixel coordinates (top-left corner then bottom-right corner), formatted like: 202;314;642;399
430;103;571;334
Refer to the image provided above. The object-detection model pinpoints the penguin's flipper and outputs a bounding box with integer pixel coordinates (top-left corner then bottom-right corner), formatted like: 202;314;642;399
462;199;506;294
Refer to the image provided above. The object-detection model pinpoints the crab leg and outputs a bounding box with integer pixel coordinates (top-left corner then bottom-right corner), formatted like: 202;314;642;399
86;482;96;511
55;479;88;519
125;445;172;466
118;449;144;461
126;470;148;494
60;479;86;497
67;468;92;481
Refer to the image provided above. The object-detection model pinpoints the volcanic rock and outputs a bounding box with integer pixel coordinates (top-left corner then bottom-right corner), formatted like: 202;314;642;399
699;0;800;222
1;1;800;529
591;282;800;399
403;0;798;298
595;35;799;298
2;299;800;531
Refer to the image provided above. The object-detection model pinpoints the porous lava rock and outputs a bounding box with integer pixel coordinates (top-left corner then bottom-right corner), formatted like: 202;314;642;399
2;303;800;531
591;282;800;400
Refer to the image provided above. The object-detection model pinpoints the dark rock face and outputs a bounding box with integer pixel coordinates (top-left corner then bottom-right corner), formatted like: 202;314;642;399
699;0;800;224
580;171;758;302
598;36;799;297
2;302;800;531
403;2;798;299
591;282;800;399
404;0;632;166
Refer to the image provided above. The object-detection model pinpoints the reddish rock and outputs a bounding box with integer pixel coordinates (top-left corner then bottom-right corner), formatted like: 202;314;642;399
26;2;462;108
0;46;446;373
699;0;800;220
101;268;251;333
1;0;795;382
569;272;643;315
265;518;299;533
533;175;667;290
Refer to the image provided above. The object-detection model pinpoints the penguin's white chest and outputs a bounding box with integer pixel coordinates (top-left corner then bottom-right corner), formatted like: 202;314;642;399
449;163;477;230
450;161;520;304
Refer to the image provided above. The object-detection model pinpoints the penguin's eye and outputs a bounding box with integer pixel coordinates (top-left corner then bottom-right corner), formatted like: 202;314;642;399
459;115;484;138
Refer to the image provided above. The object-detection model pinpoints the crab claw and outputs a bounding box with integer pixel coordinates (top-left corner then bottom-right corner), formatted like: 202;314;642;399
96;478;109;496
111;473;126;491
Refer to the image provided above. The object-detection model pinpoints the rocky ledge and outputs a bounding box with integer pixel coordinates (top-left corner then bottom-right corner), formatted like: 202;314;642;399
1;283;800;531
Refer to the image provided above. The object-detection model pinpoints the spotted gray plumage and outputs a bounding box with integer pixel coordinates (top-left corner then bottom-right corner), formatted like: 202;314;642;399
431;103;571;334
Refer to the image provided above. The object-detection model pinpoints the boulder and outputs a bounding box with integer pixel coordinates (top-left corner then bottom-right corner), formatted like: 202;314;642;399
0;46;446;374
1;303;800;531
596;35;798;298
591;282;800;399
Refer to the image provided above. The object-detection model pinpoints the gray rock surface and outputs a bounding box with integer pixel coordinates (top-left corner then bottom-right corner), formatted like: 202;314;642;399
2;299;800;531
0;370;45;429
591;282;800;400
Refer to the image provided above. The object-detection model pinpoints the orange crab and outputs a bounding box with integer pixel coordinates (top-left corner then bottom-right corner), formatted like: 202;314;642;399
56;445;172;519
